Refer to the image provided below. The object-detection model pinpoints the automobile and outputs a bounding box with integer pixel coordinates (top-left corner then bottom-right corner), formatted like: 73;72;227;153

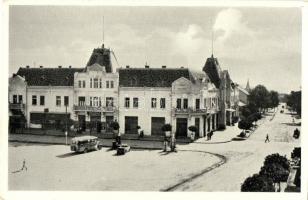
70;136;103;153
116;144;131;155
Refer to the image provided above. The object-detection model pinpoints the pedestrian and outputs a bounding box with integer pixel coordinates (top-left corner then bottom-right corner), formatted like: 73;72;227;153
190;131;195;142
21;159;27;171
265;134;270;143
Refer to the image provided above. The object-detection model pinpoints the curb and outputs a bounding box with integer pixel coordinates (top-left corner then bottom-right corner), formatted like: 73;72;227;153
160;150;227;191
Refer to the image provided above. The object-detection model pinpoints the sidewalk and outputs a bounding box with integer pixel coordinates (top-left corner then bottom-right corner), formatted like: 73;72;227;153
194;124;240;144
9;133;190;150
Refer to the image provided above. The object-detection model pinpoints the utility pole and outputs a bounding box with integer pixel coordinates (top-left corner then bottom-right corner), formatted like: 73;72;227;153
65;105;68;145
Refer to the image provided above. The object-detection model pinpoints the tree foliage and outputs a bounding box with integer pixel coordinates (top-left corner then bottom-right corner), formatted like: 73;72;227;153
259;163;289;183
263;153;290;171
241;174;275;192
161;124;172;132
286;90;301;116
188;125;197;132
238;120;252;130
248;85;270;112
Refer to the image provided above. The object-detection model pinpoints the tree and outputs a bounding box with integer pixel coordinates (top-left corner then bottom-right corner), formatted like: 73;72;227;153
286;90;301;116
259;163;289;191
188;125;197;132
264;153;290;171
269;90;279;110
248;85;270;113
238;120;252;131
241;174;275;192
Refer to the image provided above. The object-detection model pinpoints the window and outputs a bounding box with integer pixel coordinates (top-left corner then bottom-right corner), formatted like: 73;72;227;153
13;95;17;104
93;97;99;107
176;98;181;109
64;96;69;106
56;96;61;106
90;97;93;106
183;98;188;109
196;99;200;110
99;79;102;88
32;95;37;105
78;96;85;106
151;98;157;108
204;98;207;108
40;96;45;106
125;97;130;108
78;80;82;88
106;81;110;88
110;81;114;88
106;97;114;107
160;98;166;109
83;80;86;88
18;95;22;103
133;98;139;108
94;78;98;88
90;78;92;88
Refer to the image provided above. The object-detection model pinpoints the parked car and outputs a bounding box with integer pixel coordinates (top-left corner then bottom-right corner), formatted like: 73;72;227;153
70;136;102;153
117;144;131;155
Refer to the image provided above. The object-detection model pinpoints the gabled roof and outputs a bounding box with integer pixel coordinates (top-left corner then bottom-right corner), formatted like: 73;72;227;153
16;67;84;86
119;68;193;87
203;55;221;88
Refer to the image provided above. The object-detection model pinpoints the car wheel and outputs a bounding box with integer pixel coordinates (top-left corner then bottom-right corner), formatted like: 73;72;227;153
98;145;102;150
84;148;88;153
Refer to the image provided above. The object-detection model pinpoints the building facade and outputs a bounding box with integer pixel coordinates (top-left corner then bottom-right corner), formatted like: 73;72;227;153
9;45;241;138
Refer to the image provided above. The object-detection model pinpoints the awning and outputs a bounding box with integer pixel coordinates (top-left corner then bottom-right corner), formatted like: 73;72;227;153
226;108;236;112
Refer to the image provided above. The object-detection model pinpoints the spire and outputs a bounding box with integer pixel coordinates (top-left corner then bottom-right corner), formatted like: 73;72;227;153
246;79;251;91
102;16;105;48
211;29;214;57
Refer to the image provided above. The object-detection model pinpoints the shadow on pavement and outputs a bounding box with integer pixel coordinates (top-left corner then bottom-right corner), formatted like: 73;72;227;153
281;123;301;126
56;152;80;158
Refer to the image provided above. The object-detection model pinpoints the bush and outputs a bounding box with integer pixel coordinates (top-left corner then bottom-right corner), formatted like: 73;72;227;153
161;124;172;132
188;125;197;132
238;131;246;138
241;174;275;192
110;121;120;130
232;116;239;124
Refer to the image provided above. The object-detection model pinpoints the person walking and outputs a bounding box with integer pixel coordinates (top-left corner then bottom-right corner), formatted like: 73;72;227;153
265;134;270;143
21;159;27;171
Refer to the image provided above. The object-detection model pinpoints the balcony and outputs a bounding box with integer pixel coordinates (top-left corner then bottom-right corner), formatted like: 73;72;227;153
73;105;116;112
9;103;25;110
173;107;192;114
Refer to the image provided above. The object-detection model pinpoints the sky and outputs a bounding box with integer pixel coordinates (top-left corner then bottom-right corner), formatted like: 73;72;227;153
9;6;301;93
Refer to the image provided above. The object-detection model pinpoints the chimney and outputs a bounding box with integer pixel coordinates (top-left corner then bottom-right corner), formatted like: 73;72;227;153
40;65;43;68
58;65;62;68
180;66;184;69
26;65;30;68
162;65;166;69
145;65;149;68
69;65;72;68
126;65;130;68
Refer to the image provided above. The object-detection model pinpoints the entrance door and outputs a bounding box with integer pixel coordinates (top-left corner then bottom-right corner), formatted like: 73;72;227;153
106;116;114;133
151;117;165;136
90;113;101;132
195;118;200;138
125;116;138;134
78;115;86;131
176;118;188;138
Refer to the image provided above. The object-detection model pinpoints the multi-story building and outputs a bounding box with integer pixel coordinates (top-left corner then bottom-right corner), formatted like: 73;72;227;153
72;44;119;133
8;44;240;139
203;54;238;128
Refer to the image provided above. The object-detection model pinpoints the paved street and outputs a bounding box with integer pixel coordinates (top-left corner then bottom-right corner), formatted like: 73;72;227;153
8;104;300;191
173;104;300;191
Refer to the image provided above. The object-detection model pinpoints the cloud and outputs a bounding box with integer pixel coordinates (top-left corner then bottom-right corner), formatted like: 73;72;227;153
213;8;255;44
